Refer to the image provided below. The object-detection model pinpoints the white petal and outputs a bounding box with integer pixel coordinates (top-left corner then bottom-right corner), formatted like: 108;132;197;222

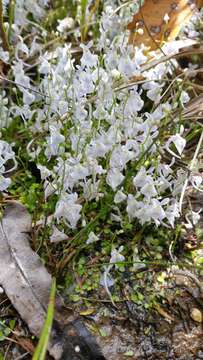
106;168;124;191
86;231;99;244
172;134;186;155
50;226;69;243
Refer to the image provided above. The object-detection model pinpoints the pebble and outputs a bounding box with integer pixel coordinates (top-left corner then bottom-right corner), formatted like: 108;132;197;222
190;308;202;323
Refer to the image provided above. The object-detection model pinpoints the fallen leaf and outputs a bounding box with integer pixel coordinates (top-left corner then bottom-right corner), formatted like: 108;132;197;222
80;308;96;316
172;93;203;121
128;0;203;49
0;201;52;337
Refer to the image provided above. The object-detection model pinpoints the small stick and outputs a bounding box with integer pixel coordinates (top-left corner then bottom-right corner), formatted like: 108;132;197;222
0;0;9;51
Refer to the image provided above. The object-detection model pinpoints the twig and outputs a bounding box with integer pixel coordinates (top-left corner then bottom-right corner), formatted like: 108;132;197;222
110;0;135;17
15;353;30;360
0;0;9;51
0;75;49;98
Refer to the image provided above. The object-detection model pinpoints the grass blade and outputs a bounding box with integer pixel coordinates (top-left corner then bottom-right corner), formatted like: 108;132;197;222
32;278;56;360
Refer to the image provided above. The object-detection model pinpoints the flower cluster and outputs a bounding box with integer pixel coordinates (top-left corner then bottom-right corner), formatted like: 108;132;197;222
0;0;202;234
0;140;16;191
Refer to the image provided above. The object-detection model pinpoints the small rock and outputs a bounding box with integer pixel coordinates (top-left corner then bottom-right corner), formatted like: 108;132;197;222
190;308;202;323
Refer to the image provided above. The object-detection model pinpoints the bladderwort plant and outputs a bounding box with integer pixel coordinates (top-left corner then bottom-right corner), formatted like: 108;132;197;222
0;0;202;297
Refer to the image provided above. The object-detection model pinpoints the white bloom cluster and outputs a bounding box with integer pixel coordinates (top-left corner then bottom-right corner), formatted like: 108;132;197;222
0;91;11;128
0;141;16;191
0;0;202;231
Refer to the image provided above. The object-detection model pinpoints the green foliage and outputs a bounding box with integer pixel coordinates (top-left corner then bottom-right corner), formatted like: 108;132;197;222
0;319;16;341
20;183;43;213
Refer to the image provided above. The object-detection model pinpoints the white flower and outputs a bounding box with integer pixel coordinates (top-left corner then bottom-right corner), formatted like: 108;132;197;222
185;209;202;229
110;246;125;269
45;126;65;159
127;195;166;226
165;134;186;158
111;68;121;79
110;145;134;170
100;272;115;287
15;38;29;58
180;91;190;106
59;162;89;190
23;90;35;105
114;190;127;204
118;55;138;77
86;231;99;244
133;167;147;187
82;179;103;200
80;42;98;68
0;49;9;62
37;165;52;180
106;168;124;190
86;128;116;159
147;198;166;225
147;86;161;103
13;61;32;89
50;226;69;243
165;201;179;227
44;181;56;199
141;181;157;198
133;168;157;199
125;91;144;115
126;194;140;220
0;141;16;184
190;175;203;191
190;210;201;225
55;193;82;229
0;175;11;191
100;245;125;306
0;140;15;165
57;17;75;33
39;57;51;74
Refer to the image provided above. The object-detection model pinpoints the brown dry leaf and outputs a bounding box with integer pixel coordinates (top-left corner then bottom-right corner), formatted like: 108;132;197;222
128;0;203;49
172;93;203;120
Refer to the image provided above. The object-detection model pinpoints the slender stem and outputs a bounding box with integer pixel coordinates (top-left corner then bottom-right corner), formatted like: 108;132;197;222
0;0;9;51
84;0;100;40
179;129;203;213
8;0;15;43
